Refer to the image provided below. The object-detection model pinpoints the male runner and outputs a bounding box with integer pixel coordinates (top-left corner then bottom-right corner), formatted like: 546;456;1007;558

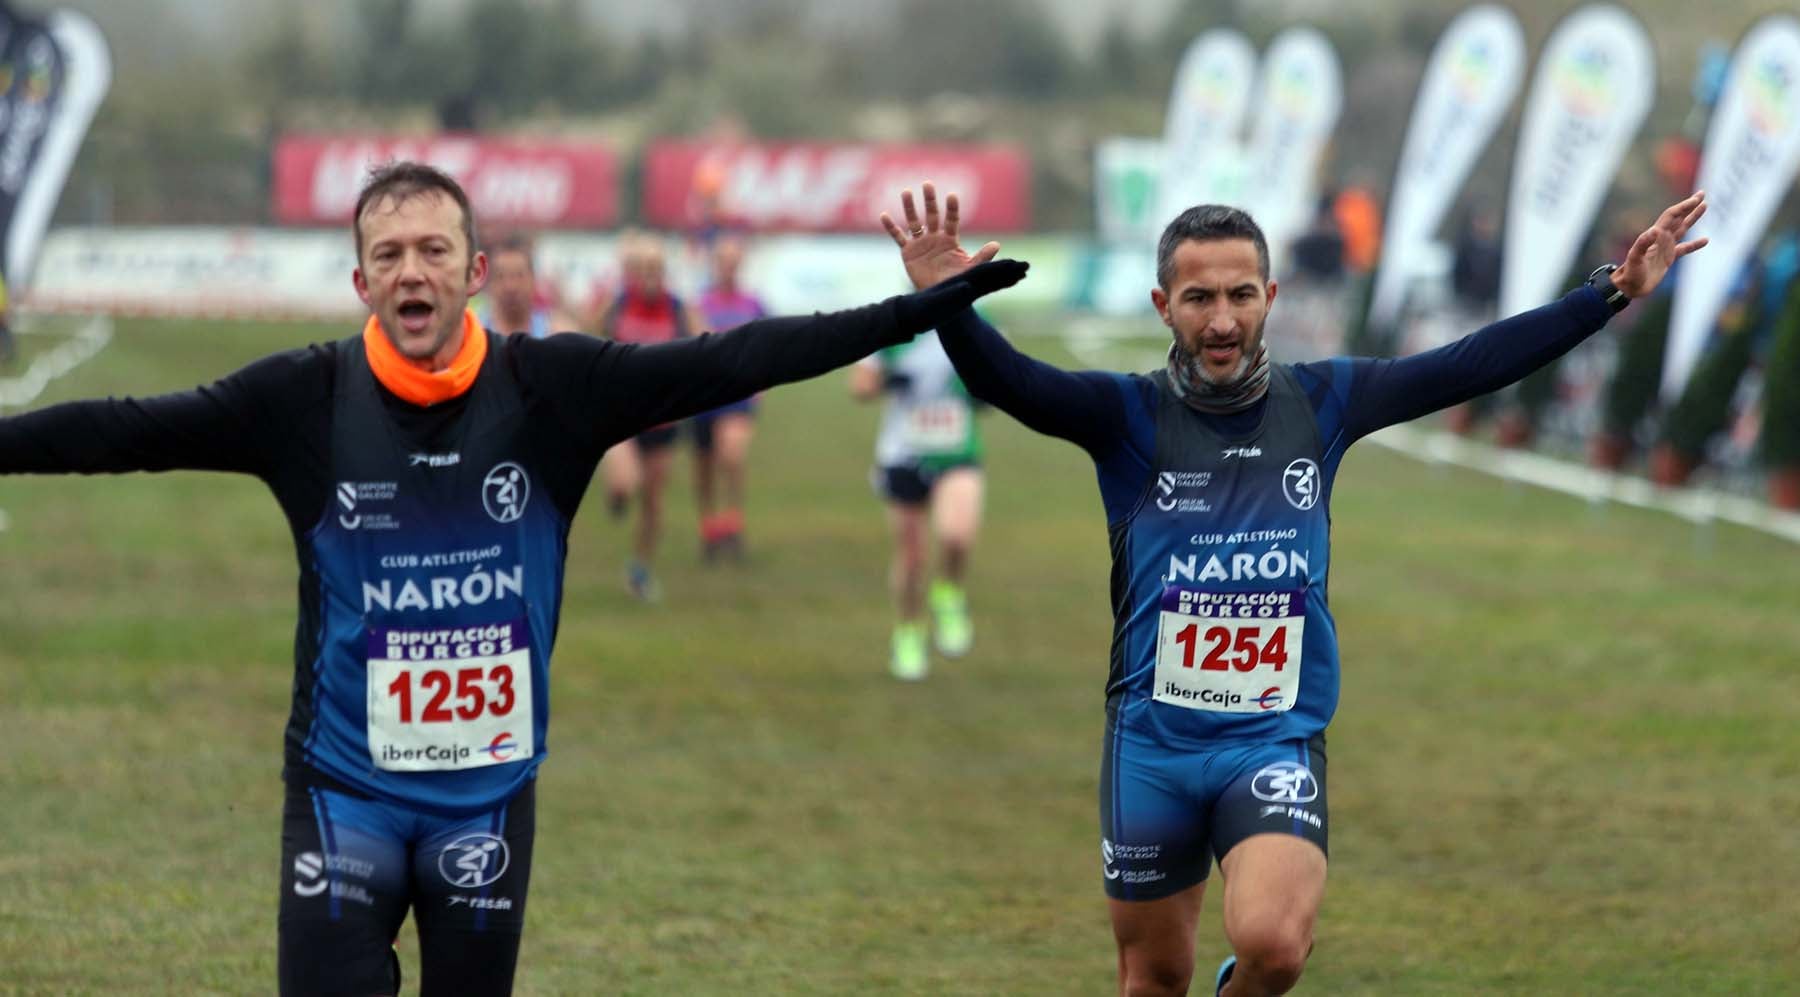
690;233;766;561
849;326;984;680
481;233;576;340
592;234;701;599
881;182;1705;996
0;162;1025;996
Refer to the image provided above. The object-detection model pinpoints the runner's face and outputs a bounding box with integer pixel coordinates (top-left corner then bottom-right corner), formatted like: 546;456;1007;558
711;238;743;286
627;251;665;297
354;192;488;366
1151;238;1275;385
489;250;535;320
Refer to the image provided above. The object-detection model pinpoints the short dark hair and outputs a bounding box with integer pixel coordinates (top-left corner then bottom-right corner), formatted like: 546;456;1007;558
353;161;478;264
1156;204;1270;288
489;232;536;270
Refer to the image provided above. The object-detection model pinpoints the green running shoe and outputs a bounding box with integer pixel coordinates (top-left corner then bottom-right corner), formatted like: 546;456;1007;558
890;621;929;681
929;580;973;658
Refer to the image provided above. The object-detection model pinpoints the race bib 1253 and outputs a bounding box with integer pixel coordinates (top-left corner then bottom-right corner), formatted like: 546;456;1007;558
365;619;535;771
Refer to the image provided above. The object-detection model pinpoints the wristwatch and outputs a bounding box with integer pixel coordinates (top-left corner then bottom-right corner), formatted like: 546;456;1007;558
1586;264;1629;314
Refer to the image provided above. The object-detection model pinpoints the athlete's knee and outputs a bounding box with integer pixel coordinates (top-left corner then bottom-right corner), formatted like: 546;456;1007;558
1232;922;1312;993
937;531;975;560
1119;954;1193;997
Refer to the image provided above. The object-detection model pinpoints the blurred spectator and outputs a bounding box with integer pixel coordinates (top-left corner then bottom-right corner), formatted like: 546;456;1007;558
1287;193;1347;285
482;233;577;338
1655;137;1701;197
0;275;12;366
1332;179;1382;274
591;233;704;602
1450;206;1502;314
690;233;769;562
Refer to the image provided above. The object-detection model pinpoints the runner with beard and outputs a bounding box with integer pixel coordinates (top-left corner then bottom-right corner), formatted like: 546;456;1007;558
881;182;1705;997
0;162;1028;996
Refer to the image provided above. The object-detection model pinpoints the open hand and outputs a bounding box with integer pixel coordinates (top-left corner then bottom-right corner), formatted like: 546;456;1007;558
1611;191;1709;299
880;182;1002;290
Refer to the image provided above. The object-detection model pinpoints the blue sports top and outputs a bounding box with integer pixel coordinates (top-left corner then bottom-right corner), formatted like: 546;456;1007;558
936;285;1614;748
0;300;929;815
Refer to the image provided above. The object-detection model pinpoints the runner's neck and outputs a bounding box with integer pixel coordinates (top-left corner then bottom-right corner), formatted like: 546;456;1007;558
362;310;487;406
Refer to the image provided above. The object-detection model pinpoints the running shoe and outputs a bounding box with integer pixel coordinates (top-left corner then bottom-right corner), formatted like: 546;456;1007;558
929;580;973;658
890;621;929;681
626;561;661;603
1214;954;1236;995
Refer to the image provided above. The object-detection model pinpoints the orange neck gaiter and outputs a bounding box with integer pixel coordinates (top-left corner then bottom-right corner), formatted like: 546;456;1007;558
362;309;487;407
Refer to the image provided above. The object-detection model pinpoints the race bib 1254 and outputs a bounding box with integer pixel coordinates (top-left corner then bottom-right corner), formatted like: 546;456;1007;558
1153;588;1303;714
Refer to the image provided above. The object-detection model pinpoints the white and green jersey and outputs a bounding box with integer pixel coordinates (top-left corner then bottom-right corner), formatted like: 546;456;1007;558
865;330;982;471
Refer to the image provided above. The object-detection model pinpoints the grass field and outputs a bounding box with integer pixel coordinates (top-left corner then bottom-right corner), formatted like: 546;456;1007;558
2;315;1798;995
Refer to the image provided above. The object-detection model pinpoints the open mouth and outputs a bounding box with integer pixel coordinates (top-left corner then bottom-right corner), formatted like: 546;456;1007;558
1202;343;1240;364
397;300;435;333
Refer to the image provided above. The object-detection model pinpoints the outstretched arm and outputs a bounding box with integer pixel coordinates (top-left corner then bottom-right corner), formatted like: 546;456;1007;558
933;307;1130;454
0;347;317;477
879;182;1132;455
1337;191;1709;442
530;261;1028;445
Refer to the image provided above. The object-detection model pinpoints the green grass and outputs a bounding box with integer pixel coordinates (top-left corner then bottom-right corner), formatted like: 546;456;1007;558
2;316;1798;994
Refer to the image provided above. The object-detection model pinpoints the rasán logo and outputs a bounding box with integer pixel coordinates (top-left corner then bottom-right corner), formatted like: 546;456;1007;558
439;833;510;888
482;462;530;523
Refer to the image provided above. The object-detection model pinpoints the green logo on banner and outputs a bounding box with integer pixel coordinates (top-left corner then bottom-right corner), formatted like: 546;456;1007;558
1748;57;1796;138
1554;44;1616;119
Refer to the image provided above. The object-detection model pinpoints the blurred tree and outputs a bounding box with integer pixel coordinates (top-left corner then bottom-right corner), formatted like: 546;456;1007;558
352;0;415;104
670;2;844;138
841;0;1077;101
1148;0;1243;77
1093;23;1150;96
245;8;325;108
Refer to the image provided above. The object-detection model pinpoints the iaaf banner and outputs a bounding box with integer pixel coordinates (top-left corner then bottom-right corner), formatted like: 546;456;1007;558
1155;28;1257;233
0;3;109;289
273;134;620;228
1662;15;1800;403
1500;4;1655;318
640;141;1031;233
1238;27;1343;265
1367;5;1525;331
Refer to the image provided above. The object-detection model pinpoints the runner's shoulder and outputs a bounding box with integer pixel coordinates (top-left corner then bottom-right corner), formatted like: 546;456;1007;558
221;339;341;410
497;328;622;396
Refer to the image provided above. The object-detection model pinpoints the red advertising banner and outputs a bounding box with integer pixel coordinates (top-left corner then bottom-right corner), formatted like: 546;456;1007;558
642;141;1032;232
273;134;619;228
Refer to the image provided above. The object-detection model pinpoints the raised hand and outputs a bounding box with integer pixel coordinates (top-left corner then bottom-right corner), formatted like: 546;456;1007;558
892;259;1029;334
880;181;1003;291
1611;191;1709;299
